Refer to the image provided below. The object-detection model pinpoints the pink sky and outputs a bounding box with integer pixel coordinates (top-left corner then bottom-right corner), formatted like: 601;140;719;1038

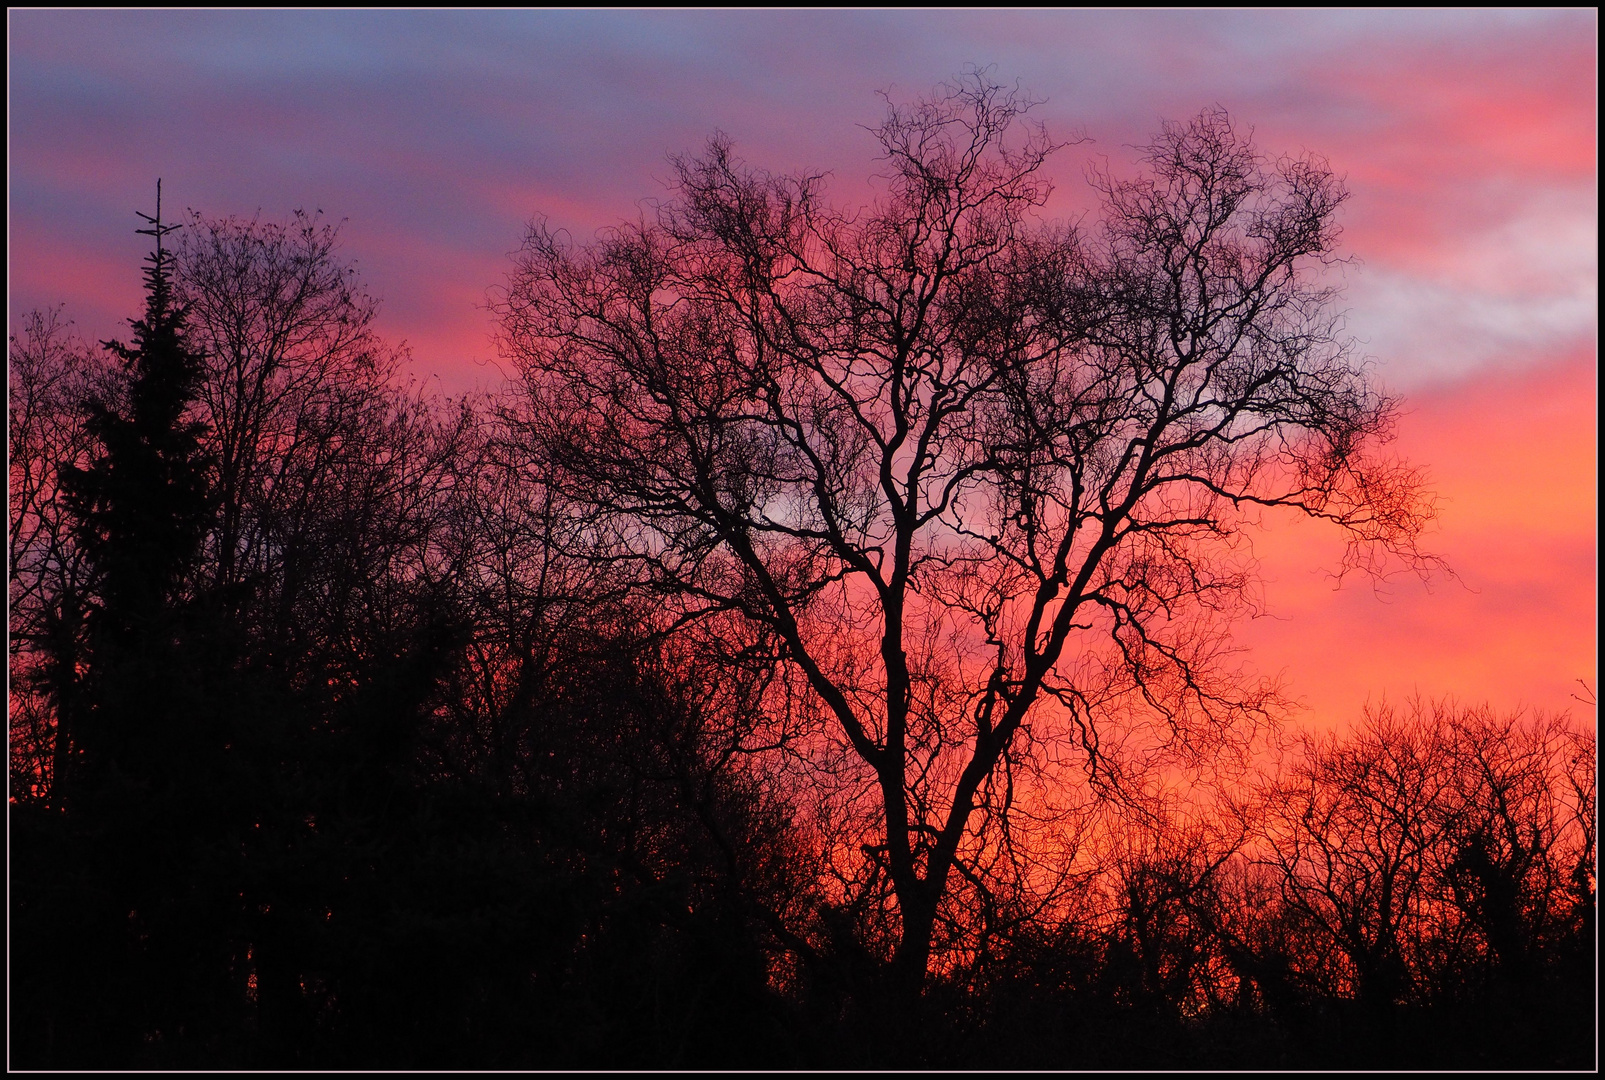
8;10;1596;726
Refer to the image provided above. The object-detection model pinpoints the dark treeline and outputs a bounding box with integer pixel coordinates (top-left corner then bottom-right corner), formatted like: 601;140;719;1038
9;80;1596;1069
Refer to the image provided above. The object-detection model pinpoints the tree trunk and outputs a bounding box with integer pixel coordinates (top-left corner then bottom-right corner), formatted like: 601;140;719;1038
890;883;938;1001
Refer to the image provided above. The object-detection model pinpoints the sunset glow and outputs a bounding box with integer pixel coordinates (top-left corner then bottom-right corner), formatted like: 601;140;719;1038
10;11;1593;731
9;12;1597;1069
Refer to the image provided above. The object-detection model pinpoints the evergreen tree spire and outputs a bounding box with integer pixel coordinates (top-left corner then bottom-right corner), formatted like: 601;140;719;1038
59;181;214;787
65;180;211;641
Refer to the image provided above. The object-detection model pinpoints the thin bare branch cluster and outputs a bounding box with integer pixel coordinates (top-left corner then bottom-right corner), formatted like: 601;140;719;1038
1259;701;1595;1009
8;309;122;797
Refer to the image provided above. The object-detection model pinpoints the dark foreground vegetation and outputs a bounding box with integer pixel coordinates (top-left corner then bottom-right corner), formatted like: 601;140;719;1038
10;78;1595;1069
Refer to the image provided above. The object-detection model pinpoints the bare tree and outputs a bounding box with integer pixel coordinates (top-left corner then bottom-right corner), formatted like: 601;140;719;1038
1260;704;1459;1009
172;211;475;701
1558;724;1596;913
1434;706;1591;983
174;211;400;601
496;73;1435;992
1255;699;1595;1017
1097;801;1249;1018
8;308;122;800
426;400;637;793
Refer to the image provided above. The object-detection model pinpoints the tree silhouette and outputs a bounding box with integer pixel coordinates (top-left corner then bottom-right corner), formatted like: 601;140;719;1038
10;95;1590;1071
8;308;119;800
59;179;214;802
1245;700;1594;1066
173;209;396;607
1260;706;1452;1014
497;73;1437;993
13;182;227;1063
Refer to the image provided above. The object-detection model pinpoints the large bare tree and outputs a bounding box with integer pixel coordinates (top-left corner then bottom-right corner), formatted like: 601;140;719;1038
496;74;1435;991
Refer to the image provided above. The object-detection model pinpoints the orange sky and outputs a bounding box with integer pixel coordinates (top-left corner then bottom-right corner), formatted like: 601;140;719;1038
1239;351;1597;727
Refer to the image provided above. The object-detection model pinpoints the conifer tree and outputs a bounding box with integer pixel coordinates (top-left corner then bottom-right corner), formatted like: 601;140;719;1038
60;180;213;796
14;181;229;1066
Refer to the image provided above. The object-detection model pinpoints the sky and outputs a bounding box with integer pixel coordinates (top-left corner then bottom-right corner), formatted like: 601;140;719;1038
7;9;1597;730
